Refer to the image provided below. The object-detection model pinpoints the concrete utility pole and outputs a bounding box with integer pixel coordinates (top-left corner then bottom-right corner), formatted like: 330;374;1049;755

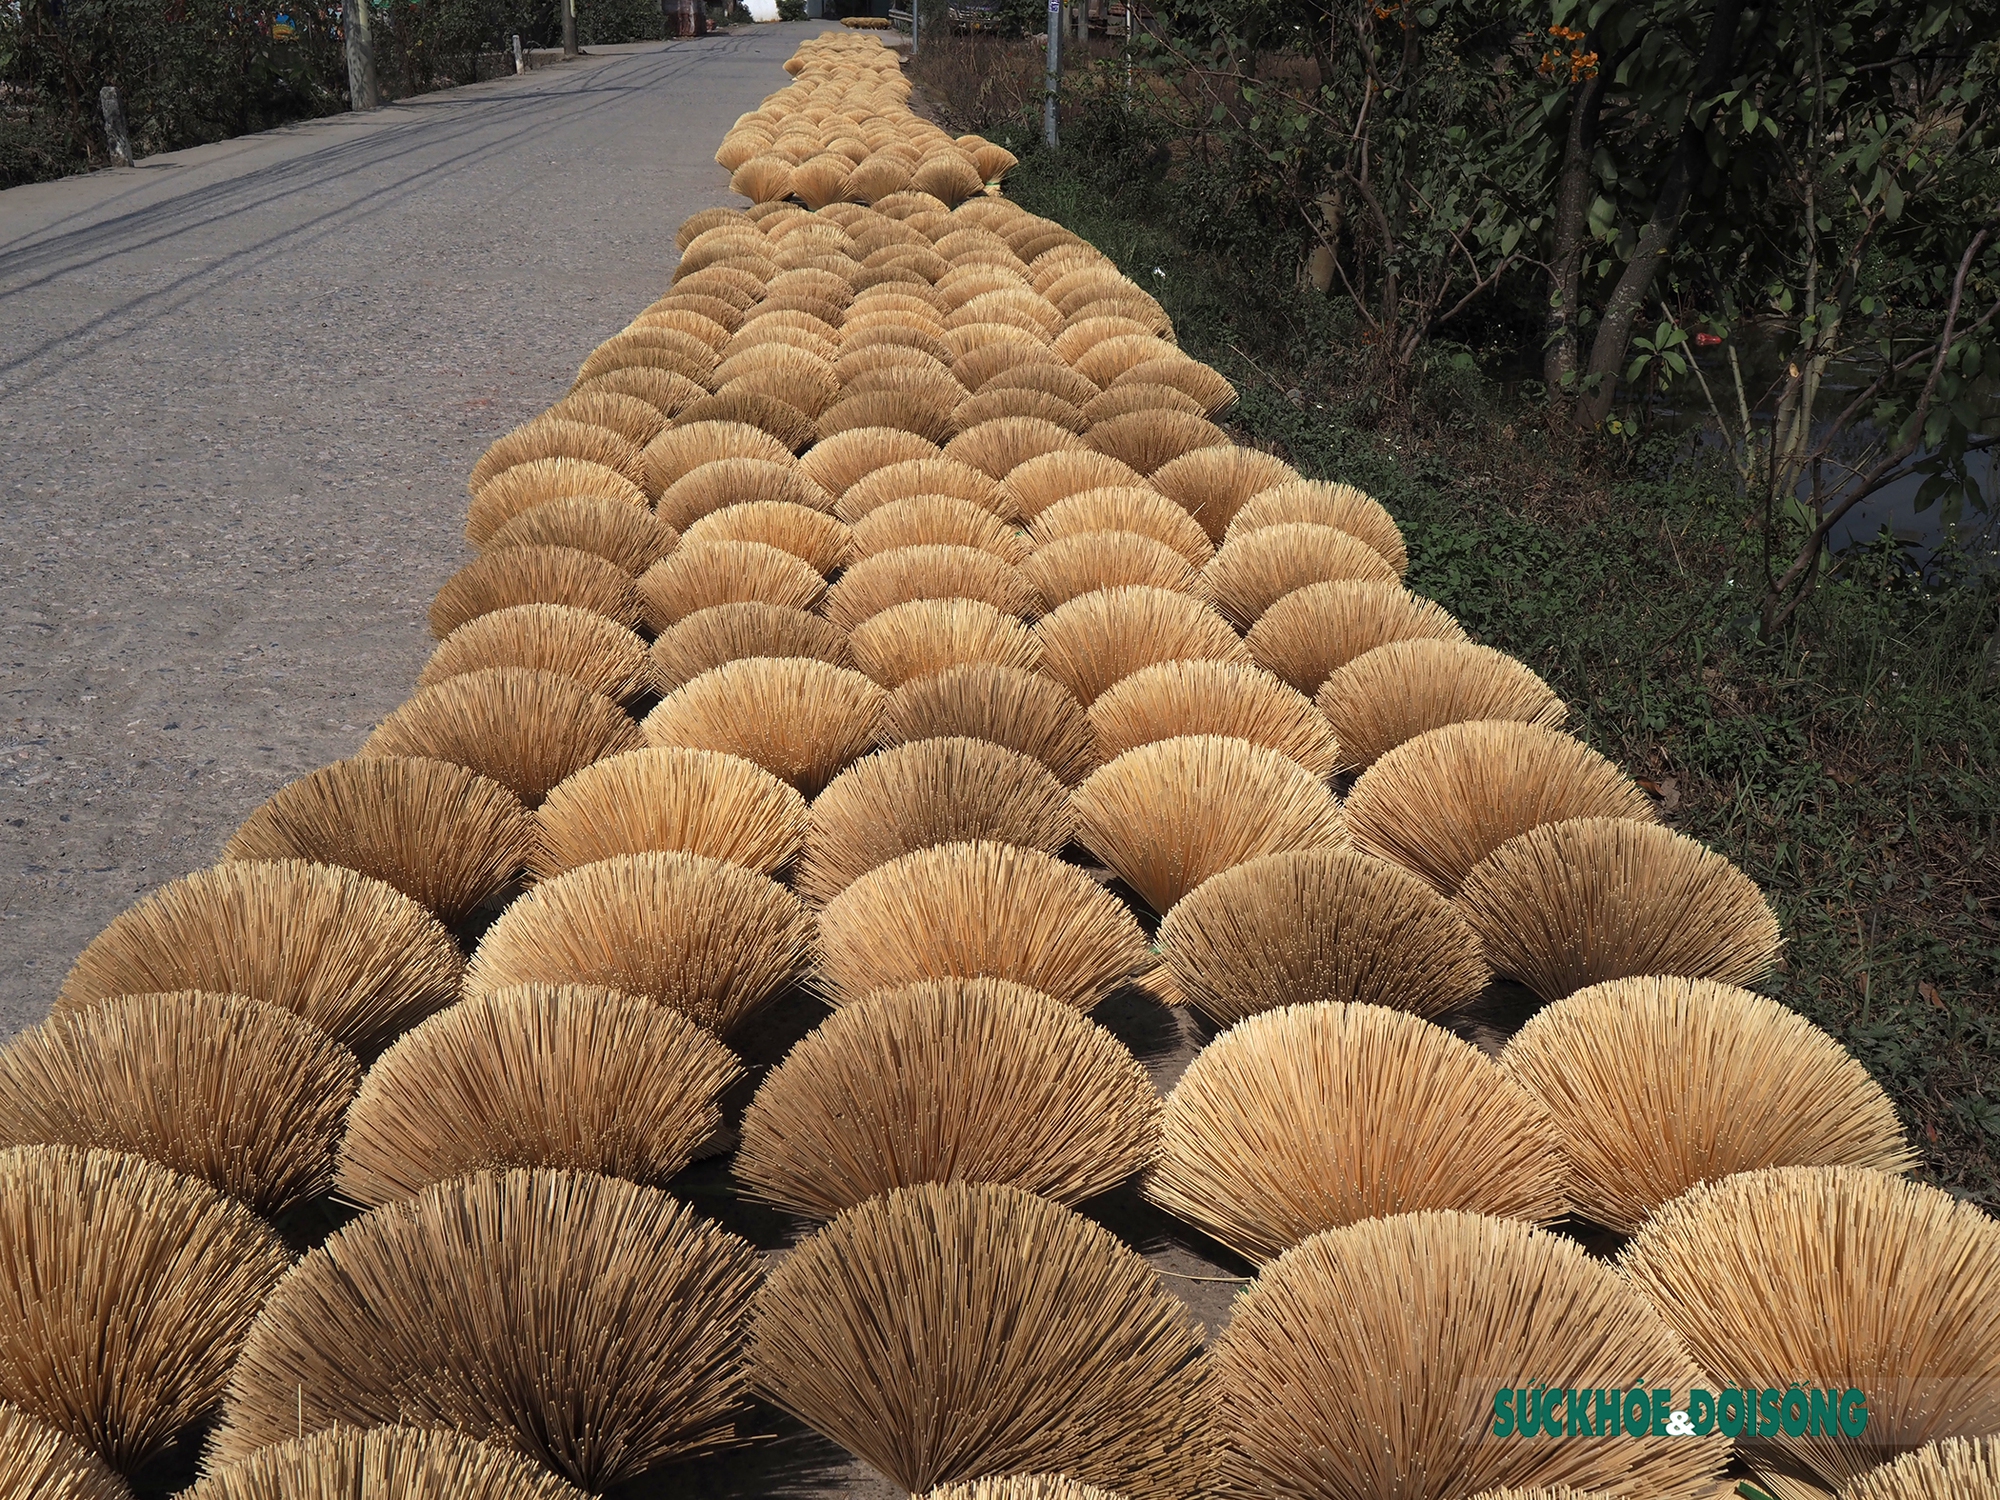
562;0;578;57
342;0;380;109
1044;0;1060;148
98;87;134;166
513;33;524;71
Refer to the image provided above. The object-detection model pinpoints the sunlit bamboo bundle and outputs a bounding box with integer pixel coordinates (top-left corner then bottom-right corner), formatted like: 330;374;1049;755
1498;975;1913;1232
209;1168;762;1493
798;736;1071;904
223;756;534;923
58;859;462;1056
815;840;1147;1009
335;985;740;1207
181;1426;588;1500
429;545;644;638
1621;1167;2000;1499
0;1402;132;1500
1087;659;1338;776
1317;640;1567;770
925;1479;1129;1500
1035;585;1251;706
643;656;884;796
1838;1438;2000;1500
1454;816;1783;1000
734;978;1157;1217
879;662;1099;785
1155;848;1490;1025
481;492;678;574
1027;484;1214;567
462;851;809;1038
747;1182;1209;1499
361;667;644;808
1342;719;1655;894
1248;580;1472;700
532;746;806;880
1070;735;1347;916
1226;479;1407;575
0;992;357;1217
0;1146;290;1475
648;601;852;692
1208;1211;1729;1499
424;604;654;704
1147;1003;1565;1261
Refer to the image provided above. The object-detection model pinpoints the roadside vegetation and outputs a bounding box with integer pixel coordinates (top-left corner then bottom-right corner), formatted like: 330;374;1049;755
0;0;681;185
911;1;2000;1209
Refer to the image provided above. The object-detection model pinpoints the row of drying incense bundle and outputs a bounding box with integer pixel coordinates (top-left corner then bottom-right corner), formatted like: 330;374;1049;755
0;27;1994;1500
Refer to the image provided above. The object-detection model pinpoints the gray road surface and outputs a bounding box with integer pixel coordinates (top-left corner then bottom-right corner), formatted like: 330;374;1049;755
0;27;836;1035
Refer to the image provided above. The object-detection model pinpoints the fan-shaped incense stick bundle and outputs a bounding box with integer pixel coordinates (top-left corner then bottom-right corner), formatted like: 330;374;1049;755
1071;736;1347;915
1028;486;1214;567
467;458;649;548
1201;523;1400;632
979;359;1099;408
736;979;1158;1216
423;603;652;704
0;1403;131;1500
879;662;1098;785
803;426;942;496
796;737;1072;904
721;361;844;420
0;1146;289;1472
1227;480;1407;576
1343;720;1655;895
59;860;462;1056
361;668;644;808
1500;976;1914;1233
1455;817;1782;999
1839;1438;2000;1500
644;420;797;500
838;456;1011;523
945;416;1088;481
1462;1492;1618;1500
1148;1004;1565;1261
1245;580;1467;696
819;388;959;445
0;992;358;1216
998;450;1147;520
429;545;644;638
846;596;1042;688
485;493;679;575
1035;586;1251;706
533;746;806;880
463;851;808;1036
1021;530;1199;608
335;986;742;1207
1082;382;1204;425
955;387;1086;435
1621;1167;2000;1499
658;455;833;532
577;362;711;416
1086;411;1230;476
637;538;828;631
469;419;647;498
1088;660;1338;777
849;494;1030;564
815;840;1147;1007
1149;447;1295;541
748;1182;1208;1499
224;757;533;923
682;500;853;575
822;544;1039;630
926;1479;1128;1500
1210;1210;1729;1500
643;656;883;796
182;1425;588;1500
648;601;851;692
1112;357;1235;416
1319;640;1567;771
1156;849;1489;1025
210;1168;761;1491
547;388;671;446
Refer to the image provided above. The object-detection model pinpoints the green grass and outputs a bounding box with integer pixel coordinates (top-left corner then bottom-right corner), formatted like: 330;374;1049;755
1006;148;2000;1210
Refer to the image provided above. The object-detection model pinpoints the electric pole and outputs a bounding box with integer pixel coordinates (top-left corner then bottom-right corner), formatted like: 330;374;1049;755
343;0;380;109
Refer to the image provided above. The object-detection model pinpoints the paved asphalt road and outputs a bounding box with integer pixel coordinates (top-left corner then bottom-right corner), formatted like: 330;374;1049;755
0;26;847;1037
